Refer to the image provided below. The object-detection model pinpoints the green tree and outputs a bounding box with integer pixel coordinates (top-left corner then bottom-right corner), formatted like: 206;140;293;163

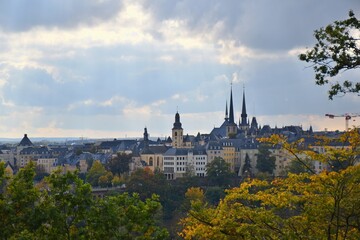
112;174;124;187
206;157;232;186
127;168;168;200
299;10;360;99
242;153;253;177
98;171;113;187
37;170;93;239
256;144;276;175
87;193;169;239
0;162;40;239
0;163;169;239
86;160;107;187
106;152;131;176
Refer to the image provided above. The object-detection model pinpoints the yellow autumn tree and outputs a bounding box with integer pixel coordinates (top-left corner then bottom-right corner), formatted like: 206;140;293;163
180;129;360;239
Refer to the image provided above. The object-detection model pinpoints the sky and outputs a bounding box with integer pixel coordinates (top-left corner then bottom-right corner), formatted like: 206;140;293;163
0;0;359;139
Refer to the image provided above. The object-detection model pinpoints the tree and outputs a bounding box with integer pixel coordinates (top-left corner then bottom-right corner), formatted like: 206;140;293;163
106;152;131;176
183;187;204;211
126;168;168;200
0;162;40;239
206;157;232;186
98;171;114;187
86;193;169;239
299;10;360;99
38;170;94;239
0;163;169;239
180;166;360;239
180;129;360;239
286;157;314;174
86;160;108;187
242;153;253;177
112;174;124;187
256;144;276;175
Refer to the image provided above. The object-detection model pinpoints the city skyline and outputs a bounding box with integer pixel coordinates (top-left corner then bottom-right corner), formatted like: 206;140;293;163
0;0;359;138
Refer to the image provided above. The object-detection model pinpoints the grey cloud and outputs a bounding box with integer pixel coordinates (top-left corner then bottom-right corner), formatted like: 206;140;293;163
1;66;85;107
244;57;359;116
0;0;122;32
143;0;360;50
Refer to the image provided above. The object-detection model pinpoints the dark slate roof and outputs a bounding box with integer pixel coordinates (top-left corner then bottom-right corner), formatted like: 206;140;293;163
60;151;111;166
18;134;33;147
149;145;170;154
98;139;123;149
213;120;230;138
205;141;223;150
141;148;154;154
20;146;50;155
117;140;137;152
184;134;196;143
164;148;189;156
164;147;207;156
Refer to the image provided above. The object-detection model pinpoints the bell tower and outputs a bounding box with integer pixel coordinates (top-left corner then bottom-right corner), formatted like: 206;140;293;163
172;111;183;148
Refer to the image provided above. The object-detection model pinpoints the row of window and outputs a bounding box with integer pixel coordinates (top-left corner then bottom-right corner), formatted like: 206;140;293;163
195;161;206;165
209;146;221;150
209;151;221;154
176;161;186;165
223;142;233;146
176;167;186;172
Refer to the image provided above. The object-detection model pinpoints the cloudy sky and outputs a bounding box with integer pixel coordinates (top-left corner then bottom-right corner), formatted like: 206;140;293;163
0;0;359;139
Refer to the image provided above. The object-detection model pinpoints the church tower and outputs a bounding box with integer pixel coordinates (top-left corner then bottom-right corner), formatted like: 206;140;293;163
239;88;249;131
172;111;184;148
143;127;149;149
226;86;238;138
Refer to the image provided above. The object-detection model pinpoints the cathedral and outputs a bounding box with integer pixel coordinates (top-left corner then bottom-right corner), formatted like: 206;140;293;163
210;86;258;139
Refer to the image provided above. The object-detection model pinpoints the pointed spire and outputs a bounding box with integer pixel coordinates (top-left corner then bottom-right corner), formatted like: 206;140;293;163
225;101;229;121
229;85;235;124
241;86;248;126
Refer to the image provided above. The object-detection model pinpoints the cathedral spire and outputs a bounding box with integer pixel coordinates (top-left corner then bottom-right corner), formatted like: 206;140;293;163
229;85;235;124
241;87;247;126
225;101;229;121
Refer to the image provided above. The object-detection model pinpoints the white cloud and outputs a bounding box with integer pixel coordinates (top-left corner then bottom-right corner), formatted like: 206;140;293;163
217;40;283;65
255;114;352;132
